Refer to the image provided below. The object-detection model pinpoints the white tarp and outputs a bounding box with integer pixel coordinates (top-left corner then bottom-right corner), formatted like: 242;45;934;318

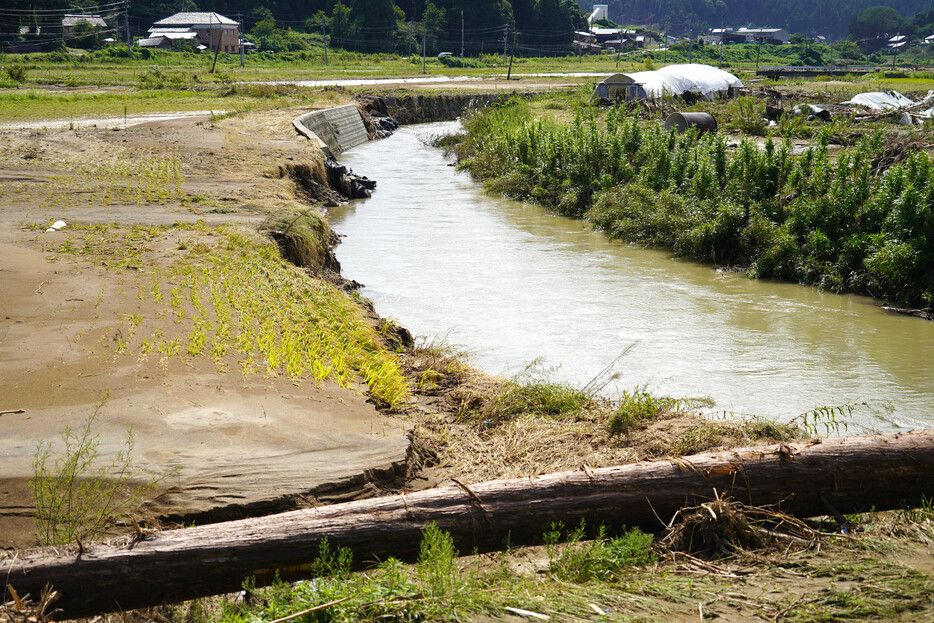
594;64;743;101
843;90;914;111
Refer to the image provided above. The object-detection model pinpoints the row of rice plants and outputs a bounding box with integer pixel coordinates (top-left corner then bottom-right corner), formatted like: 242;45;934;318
460;99;934;307
38;150;186;209
48;222;409;409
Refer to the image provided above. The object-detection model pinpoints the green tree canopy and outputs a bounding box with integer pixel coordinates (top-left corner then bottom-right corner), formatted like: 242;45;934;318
849;5;905;39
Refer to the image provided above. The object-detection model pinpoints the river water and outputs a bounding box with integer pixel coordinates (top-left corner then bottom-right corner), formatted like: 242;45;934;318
330;121;934;434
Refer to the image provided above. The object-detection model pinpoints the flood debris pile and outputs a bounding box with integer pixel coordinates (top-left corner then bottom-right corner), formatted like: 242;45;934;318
785;89;934;126
658;496;823;562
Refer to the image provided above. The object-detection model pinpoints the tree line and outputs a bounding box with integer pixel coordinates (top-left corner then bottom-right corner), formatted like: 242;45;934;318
2;1;586;55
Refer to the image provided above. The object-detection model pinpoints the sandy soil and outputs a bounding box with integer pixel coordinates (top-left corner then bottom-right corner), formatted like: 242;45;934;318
0;106;410;549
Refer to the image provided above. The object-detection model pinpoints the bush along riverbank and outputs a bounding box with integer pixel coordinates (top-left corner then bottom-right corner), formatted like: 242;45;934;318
456;98;934;310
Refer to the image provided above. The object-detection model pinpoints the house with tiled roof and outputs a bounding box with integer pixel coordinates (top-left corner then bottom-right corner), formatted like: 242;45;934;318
142;12;240;52
62;14;108;40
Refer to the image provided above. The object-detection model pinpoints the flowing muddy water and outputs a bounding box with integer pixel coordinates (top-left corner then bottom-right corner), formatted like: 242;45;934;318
330;122;934;433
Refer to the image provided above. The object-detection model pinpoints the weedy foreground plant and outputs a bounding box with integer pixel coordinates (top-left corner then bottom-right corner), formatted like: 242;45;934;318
30;393;167;546
180;503;934;623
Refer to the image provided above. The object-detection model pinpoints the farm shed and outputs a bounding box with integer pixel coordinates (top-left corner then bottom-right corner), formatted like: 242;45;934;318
593;64;743;101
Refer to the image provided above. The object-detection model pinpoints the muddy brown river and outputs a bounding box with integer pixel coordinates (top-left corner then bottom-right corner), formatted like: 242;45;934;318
330;121;934;434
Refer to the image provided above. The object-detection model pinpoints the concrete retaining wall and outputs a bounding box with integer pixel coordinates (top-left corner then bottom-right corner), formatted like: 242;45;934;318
293;104;370;156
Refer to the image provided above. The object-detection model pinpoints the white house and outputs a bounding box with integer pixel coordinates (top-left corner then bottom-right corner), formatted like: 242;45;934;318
735;27;789;45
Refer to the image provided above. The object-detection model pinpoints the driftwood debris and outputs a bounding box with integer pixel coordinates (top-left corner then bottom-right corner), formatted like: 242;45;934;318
4;430;934;618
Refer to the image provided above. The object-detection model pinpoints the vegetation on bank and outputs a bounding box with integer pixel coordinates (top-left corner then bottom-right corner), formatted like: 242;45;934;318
104;499;934;622
0;40;919;92
457;97;934;308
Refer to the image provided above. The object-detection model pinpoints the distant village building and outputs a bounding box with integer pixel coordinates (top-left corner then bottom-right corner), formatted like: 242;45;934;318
736;28;789;44
887;34;909;50
573;31;600;55
141;12;240;53
588;4;609;24
706;27;789;45
62;14;107;41
578;4;656;53
706;28;746;45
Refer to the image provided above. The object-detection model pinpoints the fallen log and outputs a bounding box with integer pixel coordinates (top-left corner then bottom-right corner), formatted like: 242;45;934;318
5;430;934;618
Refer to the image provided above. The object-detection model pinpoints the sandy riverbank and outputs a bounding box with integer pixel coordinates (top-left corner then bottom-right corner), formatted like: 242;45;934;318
0;105;414;549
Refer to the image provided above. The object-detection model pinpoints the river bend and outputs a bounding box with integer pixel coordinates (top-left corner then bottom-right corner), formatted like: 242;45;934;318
330;122;934;434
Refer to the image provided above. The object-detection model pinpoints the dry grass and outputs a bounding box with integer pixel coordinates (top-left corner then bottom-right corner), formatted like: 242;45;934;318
400;346;802;485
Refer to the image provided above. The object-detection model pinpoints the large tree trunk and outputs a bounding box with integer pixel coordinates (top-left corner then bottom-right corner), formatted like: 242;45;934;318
6;430;934;619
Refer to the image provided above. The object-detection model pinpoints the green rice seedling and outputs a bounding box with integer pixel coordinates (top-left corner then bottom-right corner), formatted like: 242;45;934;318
48;222;410;409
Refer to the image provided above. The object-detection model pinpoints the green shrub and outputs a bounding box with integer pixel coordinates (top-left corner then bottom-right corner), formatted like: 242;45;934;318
6;64;26;82
459;103;934;307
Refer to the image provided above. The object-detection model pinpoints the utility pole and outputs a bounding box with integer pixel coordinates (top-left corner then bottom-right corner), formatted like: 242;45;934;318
688;30;693;63
718;14;724;68
755;40;761;72
503;25;508;63
507;29;517;79
663;21;668;64
210;13;221;73
460;10;464;57
322;23;328;64
239;13;244;67
124;0;130;51
422;23;427;74
616;23;622;68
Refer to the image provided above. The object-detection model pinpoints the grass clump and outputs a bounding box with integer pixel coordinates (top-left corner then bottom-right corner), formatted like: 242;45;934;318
5;64;27;83
469;362;591;423
608;388;679;437
402;336;472;392
545;522;656;583
263;208;337;273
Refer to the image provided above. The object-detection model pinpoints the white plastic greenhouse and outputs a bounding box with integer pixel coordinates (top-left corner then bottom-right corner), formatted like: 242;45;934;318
592;64;743;101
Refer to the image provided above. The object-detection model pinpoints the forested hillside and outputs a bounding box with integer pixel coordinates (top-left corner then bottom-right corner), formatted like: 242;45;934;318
580;0;934;38
6;0;934;53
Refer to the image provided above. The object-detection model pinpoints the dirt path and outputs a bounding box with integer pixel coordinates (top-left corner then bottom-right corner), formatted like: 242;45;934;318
0;107;410;549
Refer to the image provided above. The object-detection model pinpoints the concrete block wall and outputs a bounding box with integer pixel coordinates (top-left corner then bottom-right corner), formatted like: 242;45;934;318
293;105;370;156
